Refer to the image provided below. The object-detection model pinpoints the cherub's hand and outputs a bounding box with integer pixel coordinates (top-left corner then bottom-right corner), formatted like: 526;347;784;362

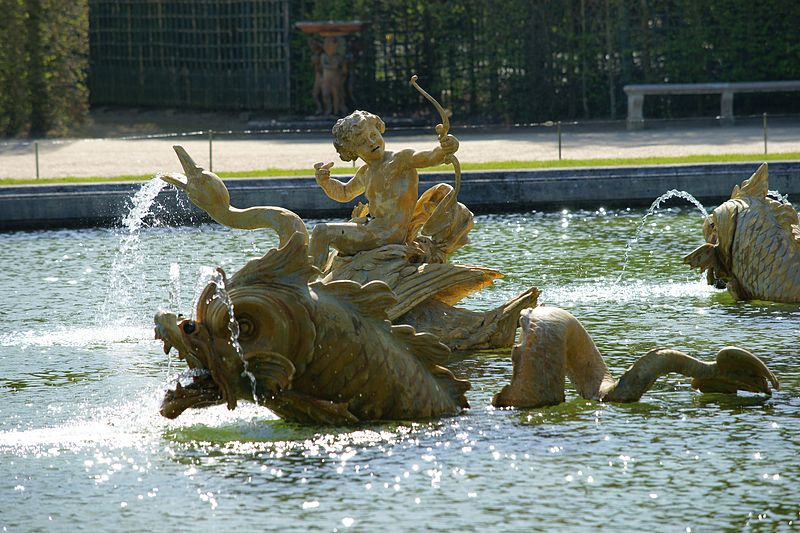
160;146;230;215
314;162;334;184
440;134;459;156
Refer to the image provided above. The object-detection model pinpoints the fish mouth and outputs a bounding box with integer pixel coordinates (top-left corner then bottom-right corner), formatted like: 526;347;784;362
154;310;201;367
160;370;224;419
155;310;223;418
155;309;240;416
708;269;727;289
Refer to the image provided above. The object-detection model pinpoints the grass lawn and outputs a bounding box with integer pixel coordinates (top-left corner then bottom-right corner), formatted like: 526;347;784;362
1;151;797;186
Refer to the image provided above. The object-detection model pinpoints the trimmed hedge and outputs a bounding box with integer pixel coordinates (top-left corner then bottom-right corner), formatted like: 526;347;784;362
0;0;88;137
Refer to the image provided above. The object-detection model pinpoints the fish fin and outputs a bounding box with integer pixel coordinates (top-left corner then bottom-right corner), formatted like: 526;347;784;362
311;279;398;321
692;346;779;395
231;233;318;288
733;163;769;199
387;263;502;318
683;243;719;272
738;163;800;248
270;390;359;425
715;346;779;391
390;323;452;367
430;365;471;409
391;321;471;409
243;351;296;395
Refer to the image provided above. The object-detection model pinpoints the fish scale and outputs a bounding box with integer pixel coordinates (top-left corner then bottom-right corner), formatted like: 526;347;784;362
705;164;800;303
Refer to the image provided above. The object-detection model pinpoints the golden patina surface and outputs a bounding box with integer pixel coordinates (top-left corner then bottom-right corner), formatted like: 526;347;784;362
492;306;778;409
156;79;540;422
154;80;780;425
156;234;470;423
157;136;536;422
684;163;800;303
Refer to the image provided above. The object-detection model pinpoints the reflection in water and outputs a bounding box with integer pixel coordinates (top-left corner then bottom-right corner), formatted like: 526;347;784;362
0;209;798;531
3;369;98;389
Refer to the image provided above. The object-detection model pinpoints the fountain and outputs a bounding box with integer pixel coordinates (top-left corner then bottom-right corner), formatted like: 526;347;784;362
1;179;797;530
152;78;776;422
617;189;709;282
1;79;796;532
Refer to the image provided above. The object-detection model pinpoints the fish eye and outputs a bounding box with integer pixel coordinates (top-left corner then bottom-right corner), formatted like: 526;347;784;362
237;317;255;338
183;322;196;334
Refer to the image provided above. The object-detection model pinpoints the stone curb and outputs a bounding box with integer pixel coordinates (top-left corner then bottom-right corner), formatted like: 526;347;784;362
0;162;796;231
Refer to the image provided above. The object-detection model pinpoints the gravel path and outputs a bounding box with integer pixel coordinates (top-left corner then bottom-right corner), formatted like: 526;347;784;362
0;121;797;180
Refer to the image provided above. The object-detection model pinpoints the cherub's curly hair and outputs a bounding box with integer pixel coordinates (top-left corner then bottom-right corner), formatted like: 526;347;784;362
331;110;385;162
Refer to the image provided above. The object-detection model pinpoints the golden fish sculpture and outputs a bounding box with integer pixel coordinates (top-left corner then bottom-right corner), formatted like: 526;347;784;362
684;163;800;303
492;306;778;409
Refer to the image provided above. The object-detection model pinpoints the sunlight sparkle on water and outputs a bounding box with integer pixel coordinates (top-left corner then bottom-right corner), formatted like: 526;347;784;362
2;208;798;531
545;279;714;305
0;325;150;348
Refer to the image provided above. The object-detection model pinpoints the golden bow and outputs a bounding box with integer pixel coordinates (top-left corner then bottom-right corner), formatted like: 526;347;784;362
410;75;461;198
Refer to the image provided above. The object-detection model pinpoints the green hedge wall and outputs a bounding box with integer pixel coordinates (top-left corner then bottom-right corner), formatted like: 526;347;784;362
0;0;89;137
2;0;798;135
304;0;800;122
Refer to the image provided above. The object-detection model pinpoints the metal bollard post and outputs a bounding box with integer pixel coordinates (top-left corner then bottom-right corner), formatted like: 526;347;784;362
557;121;562;161
34;141;39;179
208;130;214;172
763;113;768;155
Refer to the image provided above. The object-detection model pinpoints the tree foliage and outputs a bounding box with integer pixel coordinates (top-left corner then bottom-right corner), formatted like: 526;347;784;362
0;0;88;137
305;0;800;122
4;0;796;132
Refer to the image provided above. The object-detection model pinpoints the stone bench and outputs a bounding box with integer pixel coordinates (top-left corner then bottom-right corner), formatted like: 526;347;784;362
623;81;800;129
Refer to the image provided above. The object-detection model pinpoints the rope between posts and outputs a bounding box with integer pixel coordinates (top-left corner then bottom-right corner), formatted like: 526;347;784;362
1;111;793;180
0;111;794;148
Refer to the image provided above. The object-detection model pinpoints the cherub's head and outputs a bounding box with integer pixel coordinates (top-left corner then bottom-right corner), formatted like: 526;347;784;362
332;110;386;162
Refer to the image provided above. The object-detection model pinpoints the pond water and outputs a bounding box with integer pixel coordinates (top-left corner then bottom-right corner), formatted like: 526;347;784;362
1;190;798;532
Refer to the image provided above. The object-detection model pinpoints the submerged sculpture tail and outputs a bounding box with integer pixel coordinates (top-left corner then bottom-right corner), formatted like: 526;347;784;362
492;306;778;409
605;346;779;402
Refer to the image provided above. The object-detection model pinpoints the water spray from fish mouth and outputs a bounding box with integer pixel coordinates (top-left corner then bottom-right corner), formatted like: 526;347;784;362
767;189;790;204
102;178;169;327
617;189;709;282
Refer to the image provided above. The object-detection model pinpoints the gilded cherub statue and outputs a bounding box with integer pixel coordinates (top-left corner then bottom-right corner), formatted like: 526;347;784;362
160;77;537;352
310;109;459;269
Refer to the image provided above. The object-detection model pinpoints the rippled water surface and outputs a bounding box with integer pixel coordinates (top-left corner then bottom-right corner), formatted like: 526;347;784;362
1;198;798;531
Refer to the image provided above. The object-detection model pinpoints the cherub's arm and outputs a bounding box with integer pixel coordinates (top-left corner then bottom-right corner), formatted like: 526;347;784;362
410;134;459;168
314;162;366;203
